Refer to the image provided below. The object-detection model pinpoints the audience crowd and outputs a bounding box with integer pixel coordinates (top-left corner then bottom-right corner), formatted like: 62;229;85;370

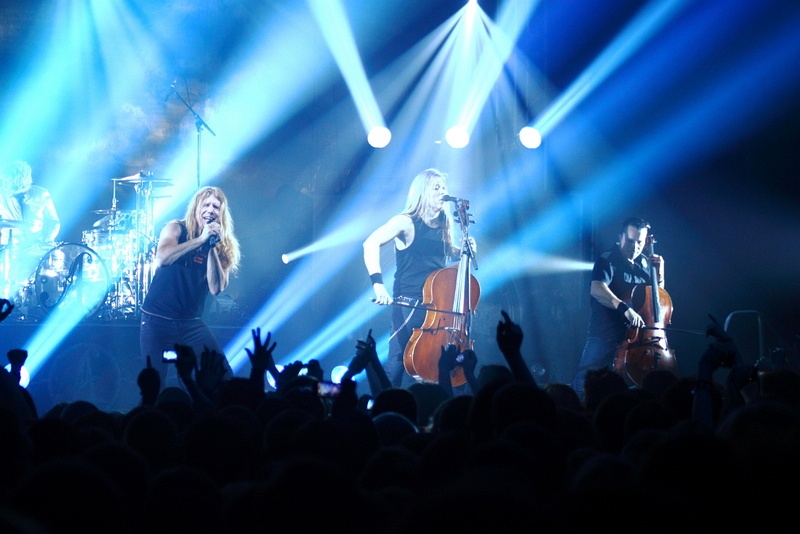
1;299;798;532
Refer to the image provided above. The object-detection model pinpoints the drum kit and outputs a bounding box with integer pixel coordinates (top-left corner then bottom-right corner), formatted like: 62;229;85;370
0;171;171;322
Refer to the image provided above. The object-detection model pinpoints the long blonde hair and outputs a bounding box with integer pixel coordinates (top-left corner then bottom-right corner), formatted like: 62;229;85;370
401;168;456;252
0;161;33;195
182;186;241;273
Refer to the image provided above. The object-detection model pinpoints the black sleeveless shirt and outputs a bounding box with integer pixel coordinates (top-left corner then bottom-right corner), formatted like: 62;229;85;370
393;217;447;299
142;223;209;319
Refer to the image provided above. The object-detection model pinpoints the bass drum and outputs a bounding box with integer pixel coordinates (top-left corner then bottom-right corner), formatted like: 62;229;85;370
34;243;110;318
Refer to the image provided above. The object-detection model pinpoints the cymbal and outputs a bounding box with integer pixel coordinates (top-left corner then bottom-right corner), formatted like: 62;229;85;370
117;178;173;186
0;218;22;229
91;209;134;215
113;171;172;186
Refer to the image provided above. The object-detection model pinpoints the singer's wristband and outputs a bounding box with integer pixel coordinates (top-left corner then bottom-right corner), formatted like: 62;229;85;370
617;302;631;313
369;273;383;285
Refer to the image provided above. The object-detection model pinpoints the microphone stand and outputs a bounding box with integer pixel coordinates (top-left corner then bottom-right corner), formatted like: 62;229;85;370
166;82;217;189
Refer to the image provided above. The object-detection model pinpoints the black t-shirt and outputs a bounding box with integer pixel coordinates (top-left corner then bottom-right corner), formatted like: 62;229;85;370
142;223;209;319
587;245;653;340
393;216;447;299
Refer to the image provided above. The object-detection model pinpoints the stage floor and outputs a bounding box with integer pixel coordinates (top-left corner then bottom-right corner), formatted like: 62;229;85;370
1;321;244;415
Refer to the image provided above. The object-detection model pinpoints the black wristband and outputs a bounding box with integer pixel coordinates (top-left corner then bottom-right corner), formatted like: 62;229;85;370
369;273;383;285
617;302;631;313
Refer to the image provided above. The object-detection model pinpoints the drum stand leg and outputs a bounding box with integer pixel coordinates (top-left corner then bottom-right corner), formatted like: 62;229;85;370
133;254;150;317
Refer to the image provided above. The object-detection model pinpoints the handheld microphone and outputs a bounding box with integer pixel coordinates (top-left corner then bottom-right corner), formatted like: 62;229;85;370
442;195;463;202
209;235;219;247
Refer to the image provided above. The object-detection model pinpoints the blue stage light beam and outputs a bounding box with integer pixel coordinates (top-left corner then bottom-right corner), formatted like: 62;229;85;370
276;288;384;368
532;0;690;137
222;7;478;369
479;1;800;289
223;1;543;373
1;0;174;377
309;0;389;146
152;3;345;220
450;1;537;141
225;226;384;372
280;217;372;264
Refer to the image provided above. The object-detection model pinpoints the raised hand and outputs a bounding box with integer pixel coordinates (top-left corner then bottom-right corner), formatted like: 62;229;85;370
351;330;376;374
137;355;161;406
496;310;523;357
275;361;304;392
196;346;228;395
342;329;379;389
174;343;198;382
496;310;536;385
460;349;478;377
245;327;277;372
438;344;461;372
6;348;27;384
348;348;369;378
7;349;27;368
305;359;323;382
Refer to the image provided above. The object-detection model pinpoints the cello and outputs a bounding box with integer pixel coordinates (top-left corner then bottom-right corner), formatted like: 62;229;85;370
613;233;677;386
403;198;480;386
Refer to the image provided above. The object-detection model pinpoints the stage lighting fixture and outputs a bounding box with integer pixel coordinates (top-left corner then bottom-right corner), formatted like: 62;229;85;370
367;126;391;148
519;126;542;149
445;125;469;148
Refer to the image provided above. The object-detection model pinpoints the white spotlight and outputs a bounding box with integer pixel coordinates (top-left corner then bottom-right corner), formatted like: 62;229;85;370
330;365;349;383
5;364;30;388
281;254;290;264
519;126;542;149
367;126;392;148
445;125;470;148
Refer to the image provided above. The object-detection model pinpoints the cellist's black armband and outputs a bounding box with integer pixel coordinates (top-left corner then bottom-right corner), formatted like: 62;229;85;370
617;302;631;314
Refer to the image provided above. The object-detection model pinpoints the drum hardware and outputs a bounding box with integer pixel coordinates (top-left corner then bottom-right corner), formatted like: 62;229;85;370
71;170;168;320
91;209;135;229
2;167;169;323
113;171;173;187
1;236;53;316
33;243;110;319
0;219;22;229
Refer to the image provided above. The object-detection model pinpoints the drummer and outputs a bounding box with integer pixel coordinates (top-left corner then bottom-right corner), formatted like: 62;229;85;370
0;160;61;248
1;161;60;296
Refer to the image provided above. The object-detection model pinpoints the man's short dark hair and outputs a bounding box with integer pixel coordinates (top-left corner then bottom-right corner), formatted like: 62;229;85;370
620;217;650;236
